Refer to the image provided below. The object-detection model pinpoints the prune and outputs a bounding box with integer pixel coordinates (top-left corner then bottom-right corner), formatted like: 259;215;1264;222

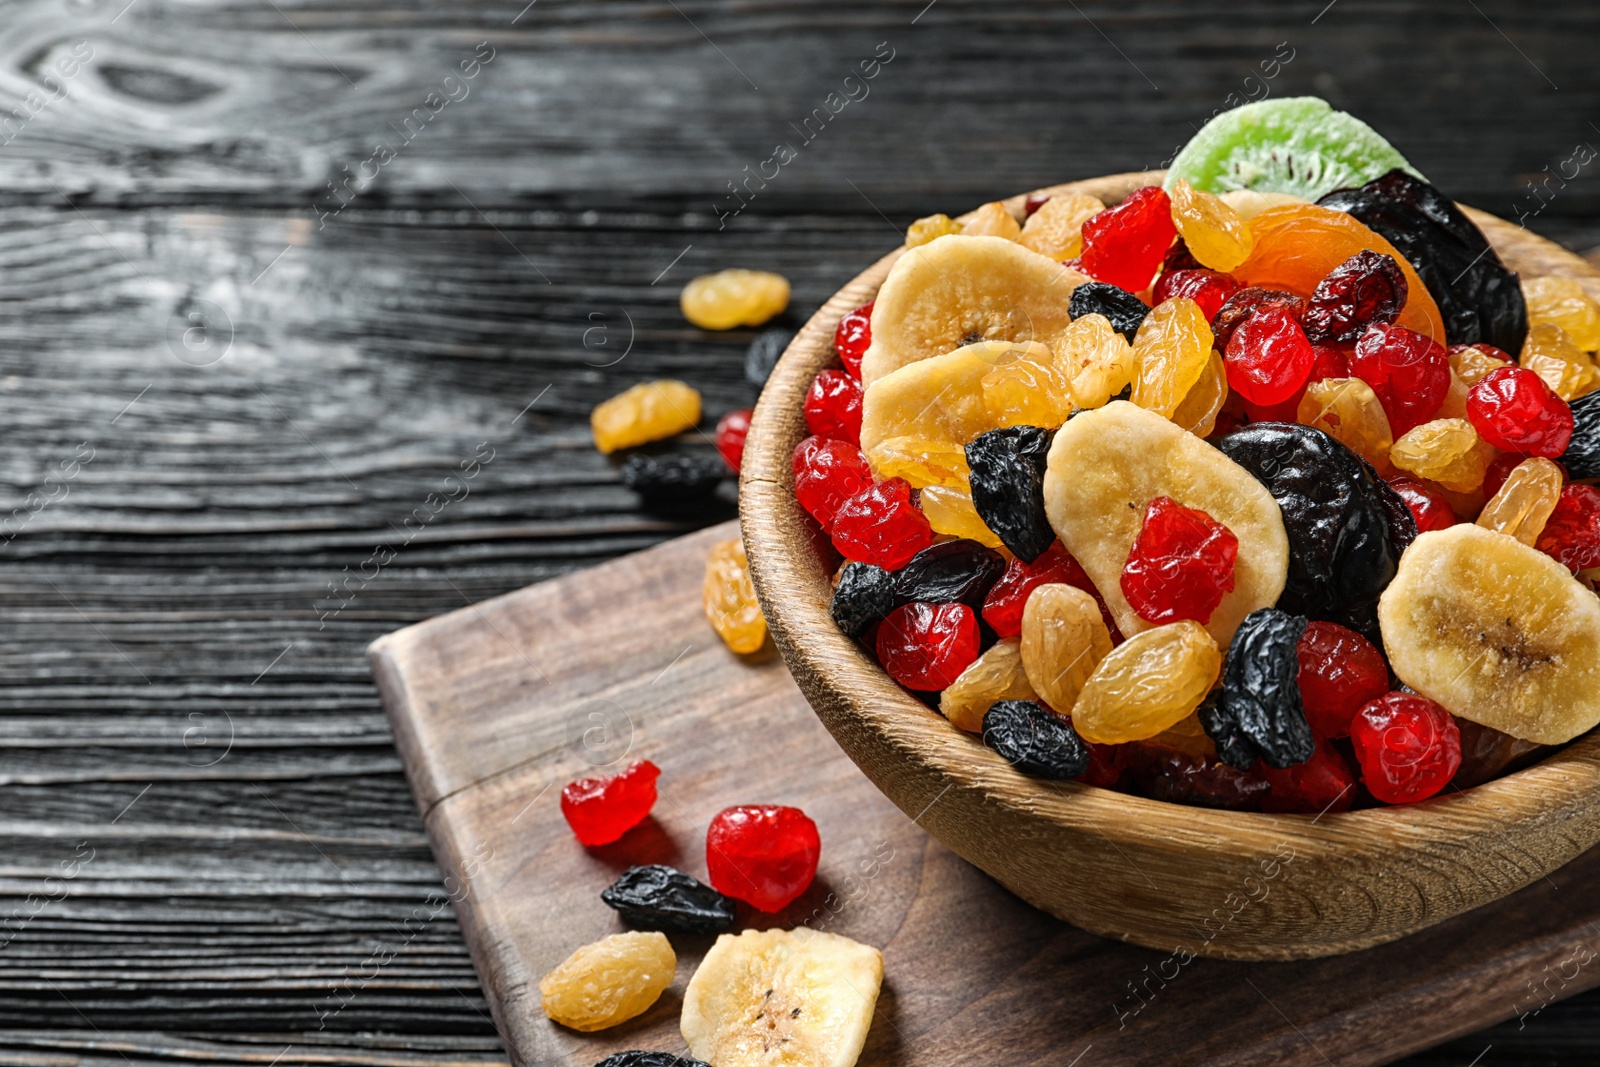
601;865;737;935
745;327;795;387
595;1054;712;1067
1452;718;1553;789
620;453;728;499
1214;423;1398;617
1125;742;1271;810
892;539;1005;612
829;561;896;639
1068;281;1150;342
966;426;1055;562
1302;249;1408;342
1367;457;1419;557
981;699;1090;779
1318;169;1527;354
1196;689;1256;771
1559;387;1600;480
1210;608;1315;770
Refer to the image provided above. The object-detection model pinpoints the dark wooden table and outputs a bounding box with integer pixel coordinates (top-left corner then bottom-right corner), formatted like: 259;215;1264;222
3;1;1599;1063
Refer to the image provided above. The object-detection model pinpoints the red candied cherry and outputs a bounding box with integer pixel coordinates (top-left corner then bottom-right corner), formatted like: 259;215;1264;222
1152;268;1241;322
716;408;753;473
1296;620;1390;738
1079;187;1177;293
1350;323;1451;435
1465;365;1574;458
830;477;933;570
706;804;820;912
875;601;980;691
803;369;863;444
833;302;873;380
1536;484;1600;572
1224;305;1315;407
1121;496;1238;625
1211;286;1307;351
1386;474;1457;533
560;759;661;846
1260;740;1357;814
981;541;1113;640
1240;343;1349;422
1023;193;1051;218
1349;693;1461;804
792;436;872;527
1301;250;1408;343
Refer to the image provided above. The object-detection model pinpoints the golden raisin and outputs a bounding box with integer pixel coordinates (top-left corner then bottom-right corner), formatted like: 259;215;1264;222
1296;377;1394;471
920;484;1002;547
591;380;702;454
1389;418;1498;493
864;435;970;489
703;538;766;654
961;201;1021;240
1017;193;1105;260
539;931;675;1032
1520;323;1600;400
1477;456;1564;546
982;344;1073;428
1523;276;1600;352
1449;344;1510;386
1131;298;1214;419
905;213;963;248
1436;366;1472;420
941;638;1037;733
1171;349;1229;437
1071;621;1220;744
1019;584;1113;715
681;269;790;330
1169;178;1253;272
1055;314;1137;410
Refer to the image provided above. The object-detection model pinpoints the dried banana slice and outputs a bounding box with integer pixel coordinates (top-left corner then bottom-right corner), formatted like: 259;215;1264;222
859;340;1051;458
1378;523;1600;745
681;928;884;1067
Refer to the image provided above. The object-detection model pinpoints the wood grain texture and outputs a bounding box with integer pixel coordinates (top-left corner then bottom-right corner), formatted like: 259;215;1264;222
740;174;1600;960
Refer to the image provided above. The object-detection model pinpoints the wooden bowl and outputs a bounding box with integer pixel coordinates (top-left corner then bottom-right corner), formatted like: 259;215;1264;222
740;171;1600;961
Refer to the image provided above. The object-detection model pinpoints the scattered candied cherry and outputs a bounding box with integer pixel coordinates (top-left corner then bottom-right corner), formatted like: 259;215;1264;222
1121;496;1238;625
1350;323;1450;435
1079;187;1177;293
1302;250;1408;343
1260;740;1357;814
1465;365;1574;458
1349;693;1461;804
1152;268;1241;322
1536;484;1600;572
833;302;873;379
1224;304;1315;407
1386;474;1457;533
792;436;872;527
560;760;661;846
804;369;864;444
1296;620;1390;739
716;408;753;473
830;477;934;570
705;804;820;912
876;601;980;691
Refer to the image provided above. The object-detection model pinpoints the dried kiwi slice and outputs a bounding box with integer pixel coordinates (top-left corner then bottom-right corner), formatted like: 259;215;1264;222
1165;97;1422;200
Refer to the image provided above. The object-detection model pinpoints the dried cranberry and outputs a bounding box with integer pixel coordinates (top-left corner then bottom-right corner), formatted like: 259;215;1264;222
705;804;820;912
1349;693;1461;804
1162;238;1203;273
1211;286;1307;350
715;408;752;473
981;541;1120;642
1465;365;1574;458
1121;496;1239;625
1302;250;1408;343
1079;187;1176;293
1224;304;1315;407
1296;620;1390;739
830;477;933;570
1385;474;1457;532
833;302;873;380
1260;740;1356;814
875;601;980;690
1076;741;1127;788
803;369;864;444
1350;323;1450;435
560;760;661;846
1536;484;1600;572
1152;268;1241;322
1126;743;1271;810
792;436;872;527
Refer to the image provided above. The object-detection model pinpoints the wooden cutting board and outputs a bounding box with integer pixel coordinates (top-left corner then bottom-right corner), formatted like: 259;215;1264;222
369;520;1600;1067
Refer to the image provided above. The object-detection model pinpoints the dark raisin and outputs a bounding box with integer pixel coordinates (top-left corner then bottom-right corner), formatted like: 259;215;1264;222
1559;387;1600;480
1195;690;1257;771
600;865;736;935
966;425;1055;563
745;327;795;388
595;1053;713;1067
1319;170;1527;353
1125;744;1271;810
829;561;896;639
1068;281;1150;341
620;453;728;499
1301;250;1408;343
1213;422;1398;618
892;539;1005;611
981;700;1089;779
1211;286;1307;350
1210;608;1315;770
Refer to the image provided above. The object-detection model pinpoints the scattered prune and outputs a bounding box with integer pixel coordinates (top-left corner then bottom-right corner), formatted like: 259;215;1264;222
892;539;1005;612
1211;287;1307;350
1214;422;1398;618
981;700;1090;779
595;1053;712;1067
966;425;1055;562
1319;169;1527;354
1125;743;1272;810
1302;250;1408;343
1068;281;1150;341
745;327;795;388
600;865;736;935
1560;387;1600;480
830;561;896;639
620;453;728;499
1210;608;1315;770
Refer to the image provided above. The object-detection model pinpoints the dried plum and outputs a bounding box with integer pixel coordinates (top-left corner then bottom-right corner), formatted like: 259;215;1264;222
966;426;1055;562
1559;387;1600;480
1210;608;1315;770
981;700;1090;779
1369;463;1420;558
1318;169;1527;354
620;453;728;499
829;561;896;639
892;539;1005;611
745;327;795;388
600;865;736;935
1068;281;1149;341
1214;422;1398;617
595;1054;712;1067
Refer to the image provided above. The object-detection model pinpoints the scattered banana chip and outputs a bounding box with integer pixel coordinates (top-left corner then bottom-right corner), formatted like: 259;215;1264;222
681;928;884;1067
